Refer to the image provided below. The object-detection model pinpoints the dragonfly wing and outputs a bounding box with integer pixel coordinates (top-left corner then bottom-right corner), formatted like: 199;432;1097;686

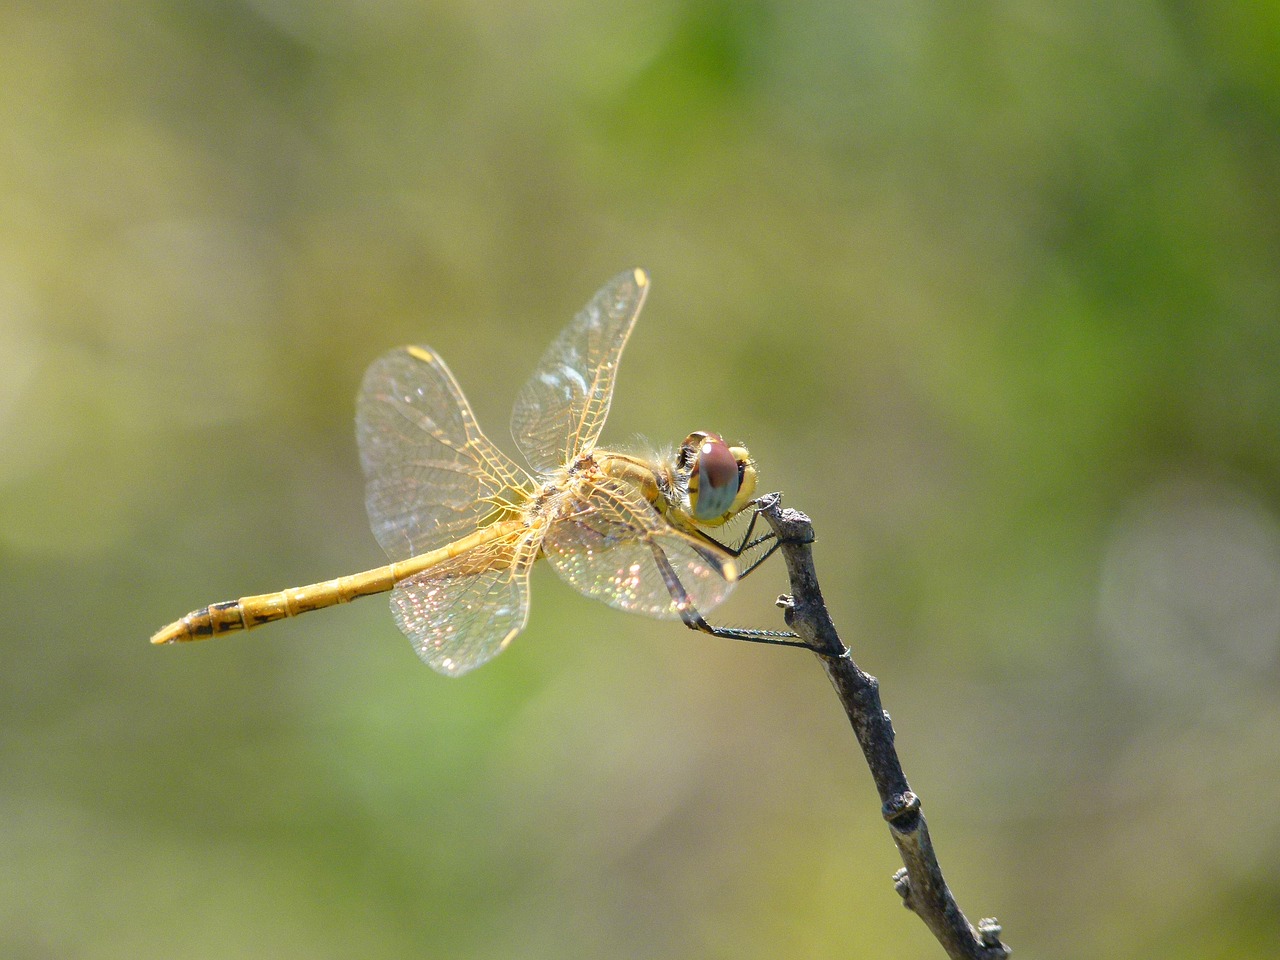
357;345;532;561
542;478;737;620
390;534;539;676
510;269;650;474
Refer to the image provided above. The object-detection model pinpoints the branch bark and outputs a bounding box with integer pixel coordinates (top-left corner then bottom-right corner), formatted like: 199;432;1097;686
755;492;1010;960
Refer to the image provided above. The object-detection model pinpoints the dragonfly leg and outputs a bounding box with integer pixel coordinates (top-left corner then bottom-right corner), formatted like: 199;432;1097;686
695;502;813;580
684;613;816;649
733;537;781;579
648;541;818;652
699;509;766;559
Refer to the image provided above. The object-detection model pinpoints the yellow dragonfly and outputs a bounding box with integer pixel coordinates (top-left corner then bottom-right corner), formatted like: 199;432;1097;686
152;269;802;675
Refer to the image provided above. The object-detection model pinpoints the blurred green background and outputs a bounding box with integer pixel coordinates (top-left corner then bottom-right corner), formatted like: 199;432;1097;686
4;1;1279;958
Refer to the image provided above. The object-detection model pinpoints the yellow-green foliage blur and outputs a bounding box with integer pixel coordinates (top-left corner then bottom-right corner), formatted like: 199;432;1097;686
3;2;1279;958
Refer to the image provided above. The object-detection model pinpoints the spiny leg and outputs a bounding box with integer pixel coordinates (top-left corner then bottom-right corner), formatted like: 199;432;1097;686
704;508;768;557
734;537;782;579
695;502;813;580
648;541;816;651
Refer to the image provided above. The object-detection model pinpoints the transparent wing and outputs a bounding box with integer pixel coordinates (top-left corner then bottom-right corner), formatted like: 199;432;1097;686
357;345;533;561
542;477;736;620
390;533;539;677
510;269;650;475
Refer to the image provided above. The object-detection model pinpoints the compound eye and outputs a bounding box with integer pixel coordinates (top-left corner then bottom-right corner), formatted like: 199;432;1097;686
676;431;709;472
689;432;740;521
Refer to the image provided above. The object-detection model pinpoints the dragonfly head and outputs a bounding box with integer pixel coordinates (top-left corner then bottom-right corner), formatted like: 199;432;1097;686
677;431;758;524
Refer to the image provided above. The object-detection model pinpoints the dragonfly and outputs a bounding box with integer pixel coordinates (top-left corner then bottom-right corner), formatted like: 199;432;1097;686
151;269;805;676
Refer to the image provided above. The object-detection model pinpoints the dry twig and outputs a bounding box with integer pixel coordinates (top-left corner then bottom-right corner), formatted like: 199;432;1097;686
755;492;1011;960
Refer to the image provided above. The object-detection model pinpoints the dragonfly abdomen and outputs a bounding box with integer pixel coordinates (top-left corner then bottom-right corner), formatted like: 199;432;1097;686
150;567;402;645
150;524;522;646
149;599;250;644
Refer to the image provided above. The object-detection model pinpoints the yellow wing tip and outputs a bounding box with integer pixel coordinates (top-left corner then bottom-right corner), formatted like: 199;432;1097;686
632;267;648;288
406;345;435;363
722;557;740;583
